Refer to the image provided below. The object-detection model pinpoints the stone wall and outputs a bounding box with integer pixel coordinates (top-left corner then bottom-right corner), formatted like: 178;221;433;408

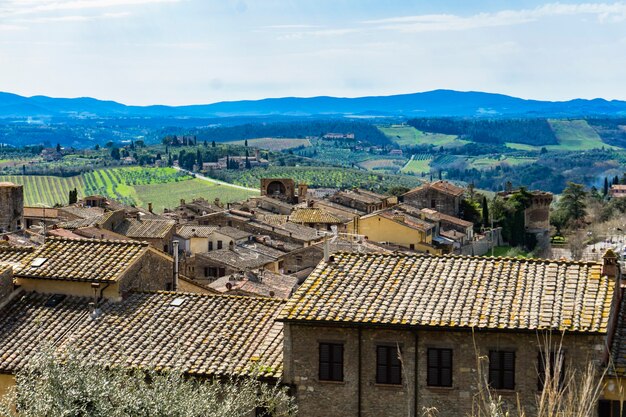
403;189;460;217
0;183;23;233
0;267;13;302
119;248;173;295
284;323;604;417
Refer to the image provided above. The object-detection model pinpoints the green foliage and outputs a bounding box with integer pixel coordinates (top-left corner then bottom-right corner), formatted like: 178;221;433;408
408;118;558;146
0;349;296;417
210;166;422;193
388;186;411;197
460;199;482;231
558;182;588;227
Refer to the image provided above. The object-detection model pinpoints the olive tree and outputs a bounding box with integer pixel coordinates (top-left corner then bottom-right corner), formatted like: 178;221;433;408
0;349;296;417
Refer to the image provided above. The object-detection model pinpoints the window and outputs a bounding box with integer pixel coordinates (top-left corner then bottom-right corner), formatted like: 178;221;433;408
209;241;213;251
319;343;343;381
410;244;415;250
488;350;515;390
431;199;436;208
427;348;452;387
599;400;626;417
217;240;223;250
208;267;217;277
376;345;402;385
538;351;564;391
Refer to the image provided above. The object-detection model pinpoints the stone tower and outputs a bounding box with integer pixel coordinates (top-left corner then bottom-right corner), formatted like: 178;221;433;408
0;182;24;233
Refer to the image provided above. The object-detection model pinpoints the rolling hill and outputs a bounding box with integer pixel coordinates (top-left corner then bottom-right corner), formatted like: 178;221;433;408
2;90;626;119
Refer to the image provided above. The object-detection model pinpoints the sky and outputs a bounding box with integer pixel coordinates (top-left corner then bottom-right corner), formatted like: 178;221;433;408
1;0;626;105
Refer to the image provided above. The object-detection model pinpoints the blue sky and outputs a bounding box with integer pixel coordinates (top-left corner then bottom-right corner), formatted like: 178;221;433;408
1;0;626;105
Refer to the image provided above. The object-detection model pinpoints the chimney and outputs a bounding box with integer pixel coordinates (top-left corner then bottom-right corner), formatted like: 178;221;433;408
148;202;153;213
172;240;179;291
603;249;620;283
136;212;141;221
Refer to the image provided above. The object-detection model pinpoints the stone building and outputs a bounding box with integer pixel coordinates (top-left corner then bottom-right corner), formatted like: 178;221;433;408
0;291;284;401
328;188;396;214
261;178;306;204
0;182;24;233
10;237;174;301
279;251;618;417
402;180;465;217
498;189;553;246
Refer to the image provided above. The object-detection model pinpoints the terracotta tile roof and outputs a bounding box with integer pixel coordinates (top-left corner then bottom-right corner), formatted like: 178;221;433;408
609;295;626;376
0;245;35;265
256;214;289;226
16;237;149;283
280;253;614;333
57;216;104;230
72;227;132;241
363;207;435;232
176;225;219;239
23;207;60;218
210;270;298;299
420;208;473;228
59;206;105;220
333;189;385;205
214;226;251;240
115;218;175;239
404;181;465;197
197;247;278;270
0;291;285;378
289;208;342;224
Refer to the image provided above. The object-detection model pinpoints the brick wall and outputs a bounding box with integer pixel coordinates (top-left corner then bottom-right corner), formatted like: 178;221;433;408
284;323;604;417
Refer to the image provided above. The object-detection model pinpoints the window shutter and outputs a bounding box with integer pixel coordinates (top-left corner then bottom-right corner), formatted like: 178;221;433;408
319;344;330;380
503;351;515;389
488;351;500;388
441;349;452;387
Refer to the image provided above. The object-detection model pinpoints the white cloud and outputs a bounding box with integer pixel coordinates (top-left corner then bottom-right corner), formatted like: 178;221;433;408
0;0;180;17
14;12;131;23
362;2;626;32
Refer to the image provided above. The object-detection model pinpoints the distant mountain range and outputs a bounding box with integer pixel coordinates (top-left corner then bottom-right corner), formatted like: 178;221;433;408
1;89;626;119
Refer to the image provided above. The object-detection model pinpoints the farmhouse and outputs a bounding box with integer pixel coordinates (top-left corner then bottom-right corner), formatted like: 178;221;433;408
402;180;465;217
279;251;619;417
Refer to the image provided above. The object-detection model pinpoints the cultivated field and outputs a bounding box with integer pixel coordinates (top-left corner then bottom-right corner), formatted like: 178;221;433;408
379;125;468;147
401;153;434;174
358;158;403;171
0;174;85;207
0;167;257;212
507;120;616;151
467;156;537;169
227;137;311;151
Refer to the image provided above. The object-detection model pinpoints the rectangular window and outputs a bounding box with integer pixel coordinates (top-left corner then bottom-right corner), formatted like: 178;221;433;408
217;240;223;250
376;345;402;385
489;350;515;390
598;400;626;417
209;241;213;251
538;351;564;391
319;343;343;381
430;199;436;208
427;348;452;387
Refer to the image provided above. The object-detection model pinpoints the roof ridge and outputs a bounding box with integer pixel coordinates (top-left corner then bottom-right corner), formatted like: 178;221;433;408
46;236;149;247
133;290;287;304
329;251;603;266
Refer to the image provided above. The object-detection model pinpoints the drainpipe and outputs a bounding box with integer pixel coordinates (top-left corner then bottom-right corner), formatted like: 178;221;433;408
172;240;179;291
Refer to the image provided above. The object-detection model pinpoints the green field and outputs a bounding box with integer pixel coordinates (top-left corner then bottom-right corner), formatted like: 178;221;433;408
507;120;616;151
228;137;311;151
467;156;537;169
379;125;469;147
358;158;403;171
0;167;257;212
0;175;85;207
401;153;433;174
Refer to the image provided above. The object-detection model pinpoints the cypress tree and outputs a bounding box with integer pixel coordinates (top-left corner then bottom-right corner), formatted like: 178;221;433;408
604;177;609;196
482;196;489;227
